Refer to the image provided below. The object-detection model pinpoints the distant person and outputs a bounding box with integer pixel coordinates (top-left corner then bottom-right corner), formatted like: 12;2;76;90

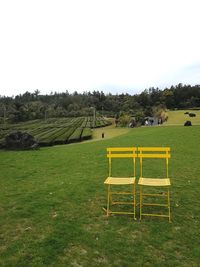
150;119;154;126
145;119;149;126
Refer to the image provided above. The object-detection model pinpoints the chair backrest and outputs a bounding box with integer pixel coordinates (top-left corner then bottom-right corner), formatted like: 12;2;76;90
107;147;137;177
138;147;170;178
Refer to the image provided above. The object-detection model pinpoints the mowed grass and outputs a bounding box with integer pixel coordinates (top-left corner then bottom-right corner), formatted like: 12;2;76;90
165;110;200;125
92;123;131;141
0;125;200;266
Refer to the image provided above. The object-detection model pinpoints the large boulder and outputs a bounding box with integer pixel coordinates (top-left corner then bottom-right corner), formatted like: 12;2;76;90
4;131;39;150
184;121;192;126
189;113;196;117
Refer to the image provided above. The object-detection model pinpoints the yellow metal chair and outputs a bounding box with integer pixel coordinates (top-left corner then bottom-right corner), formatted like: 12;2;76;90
138;147;171;222
104;147;137;219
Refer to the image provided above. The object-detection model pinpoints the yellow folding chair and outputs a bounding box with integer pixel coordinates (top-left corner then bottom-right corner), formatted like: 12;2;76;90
104;147;137;219
138;147;171;222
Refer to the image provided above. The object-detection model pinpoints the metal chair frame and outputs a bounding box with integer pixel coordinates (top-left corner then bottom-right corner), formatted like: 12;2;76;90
104;147;137;219
138;147;171;222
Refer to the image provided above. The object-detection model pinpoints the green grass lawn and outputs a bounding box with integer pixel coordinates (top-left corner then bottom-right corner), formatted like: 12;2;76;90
165;110;200;125
92;123;131;141
0;125;200;266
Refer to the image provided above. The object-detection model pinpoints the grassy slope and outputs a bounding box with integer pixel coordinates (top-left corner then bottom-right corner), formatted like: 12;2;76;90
92;124;131;141
0;126;200;267
165;110;200;125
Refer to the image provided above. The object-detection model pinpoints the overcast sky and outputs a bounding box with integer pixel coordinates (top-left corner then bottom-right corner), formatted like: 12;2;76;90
1;0;200;97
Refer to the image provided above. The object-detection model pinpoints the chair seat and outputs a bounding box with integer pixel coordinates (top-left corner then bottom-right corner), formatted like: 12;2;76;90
104;177;136;185
138;177;171;186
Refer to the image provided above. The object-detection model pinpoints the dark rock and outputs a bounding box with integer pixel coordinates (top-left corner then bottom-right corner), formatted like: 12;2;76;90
4;131;39;150
184;121;192;126
189;113;196;117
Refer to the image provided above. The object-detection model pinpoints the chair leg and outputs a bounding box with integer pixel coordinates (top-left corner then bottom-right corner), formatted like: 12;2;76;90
106;183;136;218
140;185;142;221
168;187;171;223
106;185;110;216
109;185;113;205
133;184;136;220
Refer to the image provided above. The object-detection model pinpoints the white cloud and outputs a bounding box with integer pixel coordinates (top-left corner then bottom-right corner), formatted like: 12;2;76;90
1;0;200;96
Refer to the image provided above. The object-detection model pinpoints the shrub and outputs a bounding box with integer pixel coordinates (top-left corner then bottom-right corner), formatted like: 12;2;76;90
119;114;131;127
68;128;83;143
4;131;39;150
81;128;92;140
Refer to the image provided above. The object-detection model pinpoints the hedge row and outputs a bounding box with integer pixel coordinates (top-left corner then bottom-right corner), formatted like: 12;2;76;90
53;127;77;144
81;127;92;140
36;118;86;145
0;116;110;147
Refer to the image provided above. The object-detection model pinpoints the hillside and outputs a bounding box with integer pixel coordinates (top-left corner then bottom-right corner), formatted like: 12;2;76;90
164;110;200;125
0;125;200;266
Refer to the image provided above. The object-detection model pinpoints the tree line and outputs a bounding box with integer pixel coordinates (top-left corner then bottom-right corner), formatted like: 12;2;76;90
0;83;200;123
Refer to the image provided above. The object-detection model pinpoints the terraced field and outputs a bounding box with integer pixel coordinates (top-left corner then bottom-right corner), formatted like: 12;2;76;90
0;117;111;147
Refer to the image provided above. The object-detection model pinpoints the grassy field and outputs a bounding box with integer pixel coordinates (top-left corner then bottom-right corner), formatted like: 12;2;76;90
92;123;131;141
0;125;200;266
165;110;200;125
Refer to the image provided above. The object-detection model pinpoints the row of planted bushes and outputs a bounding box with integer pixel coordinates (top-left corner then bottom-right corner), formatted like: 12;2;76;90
36;127;92;146
0;116;111;147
